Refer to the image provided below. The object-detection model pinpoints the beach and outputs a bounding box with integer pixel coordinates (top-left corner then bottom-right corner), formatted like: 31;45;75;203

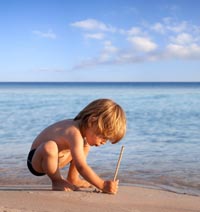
0;185;200;212
1;82;200;196
0;82;200;211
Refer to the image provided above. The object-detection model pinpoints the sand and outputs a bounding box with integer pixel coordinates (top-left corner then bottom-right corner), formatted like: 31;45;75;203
0;186;200;212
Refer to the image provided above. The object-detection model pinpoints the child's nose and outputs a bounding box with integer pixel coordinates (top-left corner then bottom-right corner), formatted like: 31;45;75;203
101;140;106;145
96;143;101;146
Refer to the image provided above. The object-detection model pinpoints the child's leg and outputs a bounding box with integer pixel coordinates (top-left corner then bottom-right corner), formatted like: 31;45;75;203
67;160;92;188
31;140;76;191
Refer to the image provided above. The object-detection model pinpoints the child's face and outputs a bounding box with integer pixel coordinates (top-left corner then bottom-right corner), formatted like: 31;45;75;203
84;127;107;147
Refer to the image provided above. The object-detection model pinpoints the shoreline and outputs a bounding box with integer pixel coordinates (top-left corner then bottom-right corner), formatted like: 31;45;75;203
1;186;200;212
1;182;199;197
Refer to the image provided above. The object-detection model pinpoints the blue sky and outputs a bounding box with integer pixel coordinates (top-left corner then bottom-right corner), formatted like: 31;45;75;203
1;0;200;82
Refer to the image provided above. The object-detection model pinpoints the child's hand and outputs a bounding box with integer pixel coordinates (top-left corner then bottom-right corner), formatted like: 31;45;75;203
102;180;119;194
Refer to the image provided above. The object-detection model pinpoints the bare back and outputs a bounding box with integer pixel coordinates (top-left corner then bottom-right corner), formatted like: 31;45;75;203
31;119;83;153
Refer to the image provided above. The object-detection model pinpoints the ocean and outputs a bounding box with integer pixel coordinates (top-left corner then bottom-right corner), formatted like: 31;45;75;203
0;82;200;195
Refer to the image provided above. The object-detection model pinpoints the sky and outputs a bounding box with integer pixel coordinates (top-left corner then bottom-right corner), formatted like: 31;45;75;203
1;0;200;82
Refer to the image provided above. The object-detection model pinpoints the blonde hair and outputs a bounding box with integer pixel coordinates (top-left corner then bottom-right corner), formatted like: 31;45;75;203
74;99;126;143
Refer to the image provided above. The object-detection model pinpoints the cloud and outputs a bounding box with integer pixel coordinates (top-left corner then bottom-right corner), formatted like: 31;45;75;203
99;41;118;62
170;33;193;45
151;19;188;34
103;41;118;53
84;33;105;40
37;68;65;72
127;36;157;52
166;43;200;59
151;23;166;34
127;27;142;35
71;19;115;32
32;29;56;39
72;41;118;69
70;17;200;70
167;21;188;33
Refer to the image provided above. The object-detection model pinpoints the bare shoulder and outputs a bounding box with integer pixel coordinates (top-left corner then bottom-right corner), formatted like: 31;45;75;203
65;120;84;147
31;119;82;149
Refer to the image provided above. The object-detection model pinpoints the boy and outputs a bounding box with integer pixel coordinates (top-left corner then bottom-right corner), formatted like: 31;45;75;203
27;99;126;194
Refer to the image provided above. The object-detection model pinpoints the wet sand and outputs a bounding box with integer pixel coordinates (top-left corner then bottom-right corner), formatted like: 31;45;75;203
0;185;200;212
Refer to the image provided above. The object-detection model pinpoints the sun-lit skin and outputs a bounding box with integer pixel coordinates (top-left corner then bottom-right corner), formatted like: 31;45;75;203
29;119;118;193
28;99;126;194
84;128;108;147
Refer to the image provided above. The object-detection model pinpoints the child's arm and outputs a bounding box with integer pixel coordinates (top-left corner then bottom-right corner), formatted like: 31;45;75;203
71;142;104;189
67;145;92;188
70;135;118;193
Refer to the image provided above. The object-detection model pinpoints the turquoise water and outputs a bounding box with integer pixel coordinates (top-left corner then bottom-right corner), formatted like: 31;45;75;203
0;82;200;195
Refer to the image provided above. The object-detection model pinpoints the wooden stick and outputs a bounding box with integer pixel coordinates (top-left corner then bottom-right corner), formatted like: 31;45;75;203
113;146;124;181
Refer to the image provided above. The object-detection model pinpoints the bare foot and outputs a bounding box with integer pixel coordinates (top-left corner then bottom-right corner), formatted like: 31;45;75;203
69;178;93;188
52;179;79;191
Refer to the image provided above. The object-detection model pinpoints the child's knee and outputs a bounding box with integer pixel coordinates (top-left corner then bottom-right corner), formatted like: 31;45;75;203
43;141;58;156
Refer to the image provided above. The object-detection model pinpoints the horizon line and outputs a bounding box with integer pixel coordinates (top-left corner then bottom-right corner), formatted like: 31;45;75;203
0;81;200;83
